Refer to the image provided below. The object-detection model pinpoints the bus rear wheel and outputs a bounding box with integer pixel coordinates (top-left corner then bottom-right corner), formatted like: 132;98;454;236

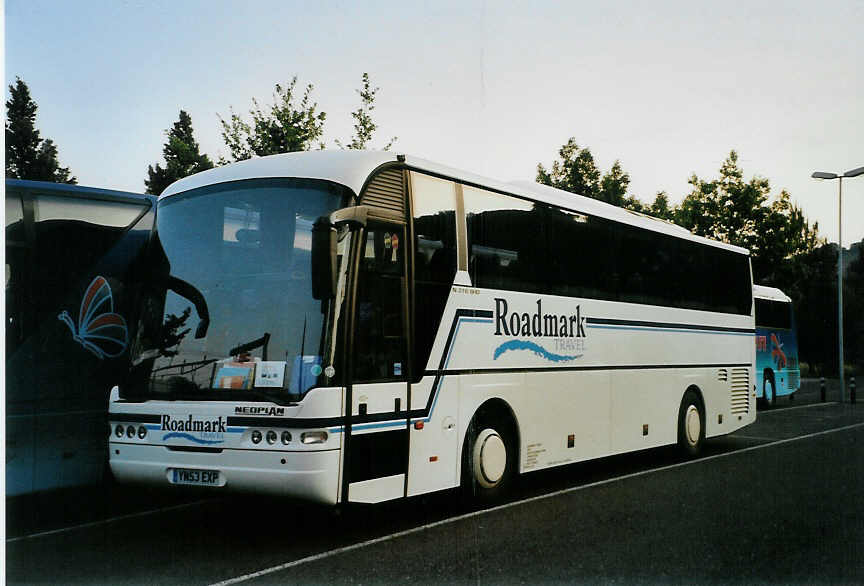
461;415;516;504
677;391;705;457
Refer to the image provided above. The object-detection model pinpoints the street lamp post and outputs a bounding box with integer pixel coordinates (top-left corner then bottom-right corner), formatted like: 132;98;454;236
812;166;864;402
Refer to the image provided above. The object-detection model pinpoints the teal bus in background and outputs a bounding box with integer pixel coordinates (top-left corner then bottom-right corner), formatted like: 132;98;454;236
753;285;800;406
6;179;155;496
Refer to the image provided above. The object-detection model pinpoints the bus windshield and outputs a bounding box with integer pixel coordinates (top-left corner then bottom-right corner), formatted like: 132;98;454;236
124;178;351;402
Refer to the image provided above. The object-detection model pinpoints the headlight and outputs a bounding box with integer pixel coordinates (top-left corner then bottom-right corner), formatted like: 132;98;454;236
138;426;148;439
251;430;262;444
301;431;328;444
266;430;277;445
281;431;292;445
115;424;124;438
126;425;135;439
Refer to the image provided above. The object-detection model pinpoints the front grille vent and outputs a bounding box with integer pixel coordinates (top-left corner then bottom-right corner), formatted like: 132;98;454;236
167;446;223;453
730;367;750;415
360;169;405;216
717;368;728;382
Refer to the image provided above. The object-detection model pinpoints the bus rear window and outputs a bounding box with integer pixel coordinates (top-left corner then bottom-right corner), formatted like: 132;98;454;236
755;298;791;329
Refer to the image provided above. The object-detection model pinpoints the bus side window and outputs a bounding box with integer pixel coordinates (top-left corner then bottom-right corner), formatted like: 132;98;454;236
410;174;458;377
463;186;544;294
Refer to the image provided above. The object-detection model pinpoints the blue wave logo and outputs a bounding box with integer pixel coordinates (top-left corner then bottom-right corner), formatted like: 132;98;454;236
493;340;582;362
163;432;224;445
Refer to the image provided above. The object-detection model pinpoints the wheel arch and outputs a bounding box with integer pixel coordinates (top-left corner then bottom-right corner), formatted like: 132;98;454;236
682;384;705;414
460;398;521;479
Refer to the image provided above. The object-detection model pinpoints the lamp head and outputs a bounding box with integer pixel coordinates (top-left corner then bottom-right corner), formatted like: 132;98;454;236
811;171;838;180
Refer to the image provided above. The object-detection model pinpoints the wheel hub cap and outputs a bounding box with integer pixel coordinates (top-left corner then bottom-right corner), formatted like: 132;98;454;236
473;429;507;487
685;405;701;446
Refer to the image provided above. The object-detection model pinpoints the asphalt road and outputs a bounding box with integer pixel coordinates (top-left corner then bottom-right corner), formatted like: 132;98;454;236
6;386;864;585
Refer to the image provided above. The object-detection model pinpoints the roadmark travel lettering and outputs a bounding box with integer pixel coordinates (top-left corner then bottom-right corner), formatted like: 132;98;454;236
494;298;586;338
161;415;226;433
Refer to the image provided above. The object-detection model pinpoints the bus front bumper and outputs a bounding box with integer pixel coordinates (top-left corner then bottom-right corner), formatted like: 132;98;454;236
109;442;341;504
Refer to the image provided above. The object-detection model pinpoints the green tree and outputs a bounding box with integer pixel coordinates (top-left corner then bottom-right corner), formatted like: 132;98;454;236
537;138;642;211
676;150;821;282
777;243;838;375
335;73;396;150
647;191;675;221
5;77;76;183
145;110;214;195
844;239;864;375
537;138;601;199
218;77;326;162
598;160;629;206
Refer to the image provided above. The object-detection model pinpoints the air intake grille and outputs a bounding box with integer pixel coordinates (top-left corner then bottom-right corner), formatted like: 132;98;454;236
360;169;405;216
717;368;728;382
730;367;750;415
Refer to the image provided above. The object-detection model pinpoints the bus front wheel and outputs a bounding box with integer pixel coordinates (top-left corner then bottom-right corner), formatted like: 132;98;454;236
461;415;516;503
677;391;705;457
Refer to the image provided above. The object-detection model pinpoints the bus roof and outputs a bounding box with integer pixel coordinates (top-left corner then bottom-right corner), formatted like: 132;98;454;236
6;178;153;204
753;284;791;302
160;150;749;256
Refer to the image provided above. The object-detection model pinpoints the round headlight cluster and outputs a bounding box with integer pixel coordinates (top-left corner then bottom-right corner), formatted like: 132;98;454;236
250;429;293;445
113;424;148;440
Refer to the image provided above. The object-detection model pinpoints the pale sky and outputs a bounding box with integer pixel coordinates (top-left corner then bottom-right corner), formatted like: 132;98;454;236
5;0;863;245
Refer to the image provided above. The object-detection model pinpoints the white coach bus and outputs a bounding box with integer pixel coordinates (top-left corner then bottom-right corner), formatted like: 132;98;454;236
109;151;756;504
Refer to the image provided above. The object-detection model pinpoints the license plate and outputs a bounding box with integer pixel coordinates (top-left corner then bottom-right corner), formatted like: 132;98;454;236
170;468;221;486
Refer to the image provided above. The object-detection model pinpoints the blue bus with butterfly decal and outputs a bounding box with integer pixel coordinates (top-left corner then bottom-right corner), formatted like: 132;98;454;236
5;179;154;496
753;285;800;406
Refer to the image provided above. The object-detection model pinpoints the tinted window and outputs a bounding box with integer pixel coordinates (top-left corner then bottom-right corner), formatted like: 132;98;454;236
411;174;457;375
755;298;791;329
465;187;545;293
463;186;751;315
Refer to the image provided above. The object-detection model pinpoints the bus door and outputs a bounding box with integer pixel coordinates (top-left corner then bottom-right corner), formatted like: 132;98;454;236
344;221;410;503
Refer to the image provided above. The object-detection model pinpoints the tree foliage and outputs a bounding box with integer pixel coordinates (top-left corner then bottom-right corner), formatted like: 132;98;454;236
648;191;675;221
5;77;76;184
145;110;214;195
676;151;822;283
536;138;642;212
218;77;326;162
336;73;396;150
844;240;864;375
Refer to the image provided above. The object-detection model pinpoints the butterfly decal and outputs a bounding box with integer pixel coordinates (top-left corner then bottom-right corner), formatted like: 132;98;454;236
770;332;787;370
58;276;128;359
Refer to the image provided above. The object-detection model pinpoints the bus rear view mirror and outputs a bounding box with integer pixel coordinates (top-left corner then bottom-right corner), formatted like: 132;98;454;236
312;216;337;300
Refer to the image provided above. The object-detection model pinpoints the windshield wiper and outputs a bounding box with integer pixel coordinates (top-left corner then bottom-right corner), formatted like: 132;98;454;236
150;357;217;375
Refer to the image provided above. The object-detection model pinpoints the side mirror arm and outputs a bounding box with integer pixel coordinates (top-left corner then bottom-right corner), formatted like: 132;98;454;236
165;275;210;338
